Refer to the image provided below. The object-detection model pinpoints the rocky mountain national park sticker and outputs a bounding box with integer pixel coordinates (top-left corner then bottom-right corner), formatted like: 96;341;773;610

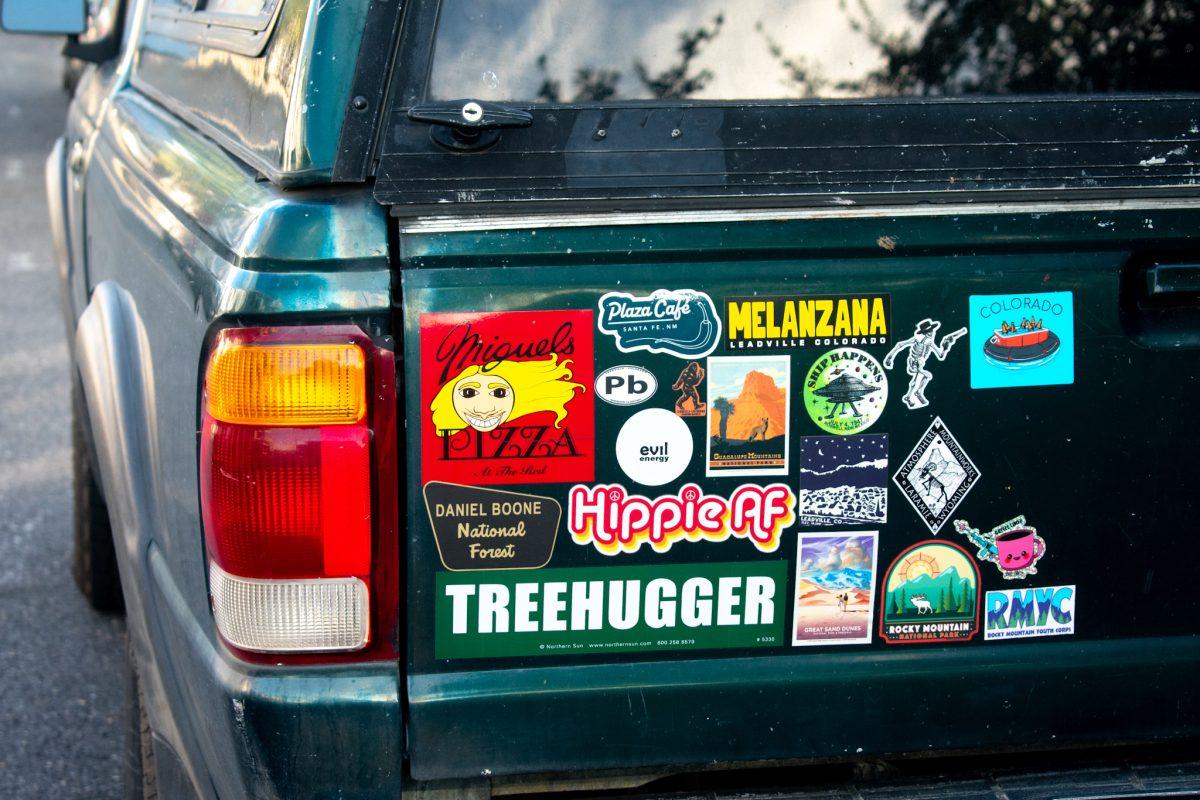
792;533;879;646
706;356;790;476
969;291;1074;389
597;289;720;358
893;417;979;534
420;309;594;486
723;294;891;350
802;348;888;435
798;435;888;526
986;585;1075;641
880;540;980;644
424;482;561;571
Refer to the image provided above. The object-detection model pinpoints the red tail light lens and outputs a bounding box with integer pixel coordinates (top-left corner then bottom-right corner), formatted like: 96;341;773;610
199;326;396;660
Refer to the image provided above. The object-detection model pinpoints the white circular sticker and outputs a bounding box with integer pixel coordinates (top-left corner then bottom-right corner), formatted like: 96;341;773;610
615;408;693;486
595;365;657;406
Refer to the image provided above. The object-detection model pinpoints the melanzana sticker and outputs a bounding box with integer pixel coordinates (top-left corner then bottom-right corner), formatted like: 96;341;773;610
792;532;879;646
420;310;594;486
671;361;707;417
569;483;796;555
614;408;693;486
969;291;1074;389
985;585;1075;641
723;294;891;349
893;416;980;534
880;540;980;644
597;289;721;358
883;318;967;410
435;561;787;659
706;356;790;476
802;348;888;435
594;365;657;406
423;482;560;571
798;434;888;526
954;515;1046;580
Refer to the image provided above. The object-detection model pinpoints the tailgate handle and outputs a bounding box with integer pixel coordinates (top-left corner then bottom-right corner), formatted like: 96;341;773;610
1146;262;1200;295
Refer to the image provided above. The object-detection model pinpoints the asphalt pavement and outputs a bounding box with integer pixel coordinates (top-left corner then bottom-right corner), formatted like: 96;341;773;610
0;36;127;799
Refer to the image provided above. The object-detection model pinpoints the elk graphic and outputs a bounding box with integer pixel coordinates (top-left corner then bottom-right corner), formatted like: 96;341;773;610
747;417;769;442
910;594;933;615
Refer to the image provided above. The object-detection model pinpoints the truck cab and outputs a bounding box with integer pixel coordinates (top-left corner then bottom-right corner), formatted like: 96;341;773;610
6;0;1200;796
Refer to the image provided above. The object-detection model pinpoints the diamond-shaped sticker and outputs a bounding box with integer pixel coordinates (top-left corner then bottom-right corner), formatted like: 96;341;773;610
893;417;980;534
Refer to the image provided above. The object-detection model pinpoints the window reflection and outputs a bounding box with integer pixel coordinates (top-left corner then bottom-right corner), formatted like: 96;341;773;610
429;0;1200;102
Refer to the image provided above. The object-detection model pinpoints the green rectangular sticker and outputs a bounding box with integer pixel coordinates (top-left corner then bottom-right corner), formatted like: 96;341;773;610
436;561;788;659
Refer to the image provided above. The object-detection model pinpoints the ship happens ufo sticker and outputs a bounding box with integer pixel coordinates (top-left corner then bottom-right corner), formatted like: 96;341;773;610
803;348;888;435
969;291;1074;389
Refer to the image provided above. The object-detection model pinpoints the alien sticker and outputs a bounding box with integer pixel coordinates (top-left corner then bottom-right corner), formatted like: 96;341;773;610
883;318;967;410
953;515;1046;580
421;310;595;486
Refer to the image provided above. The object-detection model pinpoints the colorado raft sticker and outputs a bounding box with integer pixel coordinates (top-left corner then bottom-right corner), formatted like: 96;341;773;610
569;483;796;555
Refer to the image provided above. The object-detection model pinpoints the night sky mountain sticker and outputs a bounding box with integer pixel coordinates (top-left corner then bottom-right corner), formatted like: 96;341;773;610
893;417;979;534
798;435;888;526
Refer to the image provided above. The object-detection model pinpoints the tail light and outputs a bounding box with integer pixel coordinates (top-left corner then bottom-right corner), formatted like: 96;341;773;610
199;326;397;662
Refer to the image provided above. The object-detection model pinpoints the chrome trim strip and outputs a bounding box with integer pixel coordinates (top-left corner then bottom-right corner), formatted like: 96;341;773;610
398;197;1200;235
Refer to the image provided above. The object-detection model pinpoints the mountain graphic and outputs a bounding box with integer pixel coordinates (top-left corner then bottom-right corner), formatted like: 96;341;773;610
710;370;786;441
886;565;975;616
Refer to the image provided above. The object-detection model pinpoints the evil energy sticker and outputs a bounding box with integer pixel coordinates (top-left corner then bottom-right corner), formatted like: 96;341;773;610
893;417;979;534
420;310;594;486
597;289;721;358
880;540;980;644
615;408;693;486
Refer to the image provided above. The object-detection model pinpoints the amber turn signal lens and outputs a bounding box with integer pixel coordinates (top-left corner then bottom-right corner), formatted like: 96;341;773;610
205;340;366;425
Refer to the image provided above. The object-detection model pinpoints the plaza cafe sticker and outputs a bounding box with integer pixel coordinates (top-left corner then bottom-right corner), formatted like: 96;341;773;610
420;310;594;485
724;294;891;349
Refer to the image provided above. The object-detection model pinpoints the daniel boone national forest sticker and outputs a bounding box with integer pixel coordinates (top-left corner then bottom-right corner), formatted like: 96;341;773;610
423;482;560;571
420;310;594;486
802;348;888;435
880;540;980;644
597;289;721;359
968;291;1074;389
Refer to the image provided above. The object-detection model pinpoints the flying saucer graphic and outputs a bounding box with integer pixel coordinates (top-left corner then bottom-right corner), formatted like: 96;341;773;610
812;374;879;418
983;325;1061;368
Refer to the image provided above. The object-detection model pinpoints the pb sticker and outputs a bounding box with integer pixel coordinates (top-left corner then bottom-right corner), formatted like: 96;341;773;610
424;482;560;571
969;291;1074;389
420;310;594;486
880;540;980;644
597;289;721;358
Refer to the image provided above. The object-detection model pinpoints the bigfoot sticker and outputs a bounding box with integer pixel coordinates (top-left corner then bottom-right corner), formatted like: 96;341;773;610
969;291;1074;389
421;310;594;486
798;435;888;526
706;356;790;476
424;482;560;571
954;515;1046;580
893;417;979;534
883;318;966;410
880;540;980;644
672;361;706;417
802;348;888;435
792;533;879;646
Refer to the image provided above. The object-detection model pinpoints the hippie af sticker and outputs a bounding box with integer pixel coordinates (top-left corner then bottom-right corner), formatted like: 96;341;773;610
802;348;888;435
569;483;796;555
707;356;790;476
421;310;593;486
883;318;967;410
798;435;888;526
615;408;693;486
792;532;879;646
986;585;1075;641
880;540;980;644
969;291;1074;389
597;288;721;358
723;294;891;350
893;417;979;534
423;482;560;571
672;361;706;417
954;515;1046;580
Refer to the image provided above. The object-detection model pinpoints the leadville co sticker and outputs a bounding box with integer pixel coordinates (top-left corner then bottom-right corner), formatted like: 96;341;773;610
893;417;980;534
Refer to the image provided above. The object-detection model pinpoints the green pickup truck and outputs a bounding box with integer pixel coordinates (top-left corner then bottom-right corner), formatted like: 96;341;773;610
5;0;1200;797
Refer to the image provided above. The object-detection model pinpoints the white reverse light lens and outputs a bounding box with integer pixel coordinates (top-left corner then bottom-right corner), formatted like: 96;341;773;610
210;563;369;653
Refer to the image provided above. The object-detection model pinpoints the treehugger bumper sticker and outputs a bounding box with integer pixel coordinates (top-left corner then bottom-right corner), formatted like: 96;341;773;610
436;561;787;659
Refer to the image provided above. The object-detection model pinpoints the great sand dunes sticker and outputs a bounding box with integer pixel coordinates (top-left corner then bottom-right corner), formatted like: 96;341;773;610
792;532;879;646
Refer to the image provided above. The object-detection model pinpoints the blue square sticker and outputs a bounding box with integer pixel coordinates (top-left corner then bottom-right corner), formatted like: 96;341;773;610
969;292;1074;389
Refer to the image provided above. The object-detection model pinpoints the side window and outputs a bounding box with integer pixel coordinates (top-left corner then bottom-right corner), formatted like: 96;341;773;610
144;0;284;56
